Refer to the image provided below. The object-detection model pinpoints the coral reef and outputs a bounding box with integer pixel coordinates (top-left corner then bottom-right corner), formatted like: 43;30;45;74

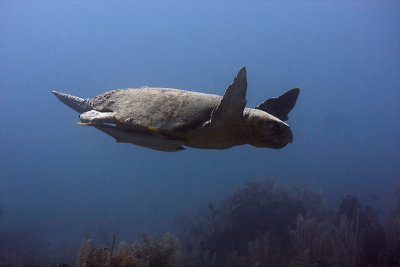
178;179;324;266
76;233;180;267
0;224;45;266
2;179;400;266
383;184;400;265
177;179;399;267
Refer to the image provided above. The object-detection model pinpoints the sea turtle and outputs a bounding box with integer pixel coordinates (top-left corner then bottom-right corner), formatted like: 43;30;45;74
52;67;299;152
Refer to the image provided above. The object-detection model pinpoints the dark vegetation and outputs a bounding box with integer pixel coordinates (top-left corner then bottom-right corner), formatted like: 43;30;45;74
1;180;400;266
176;180;399;267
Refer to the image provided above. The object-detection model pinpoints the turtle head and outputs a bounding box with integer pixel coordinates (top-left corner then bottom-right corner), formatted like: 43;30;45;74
245;109;293;149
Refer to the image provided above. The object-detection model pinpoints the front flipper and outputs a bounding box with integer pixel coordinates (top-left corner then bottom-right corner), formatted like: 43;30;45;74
205;67;247;127
255;88;300;121
94;124;186;152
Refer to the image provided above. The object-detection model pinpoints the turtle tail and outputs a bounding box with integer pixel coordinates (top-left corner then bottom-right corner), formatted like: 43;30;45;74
52;91;93;113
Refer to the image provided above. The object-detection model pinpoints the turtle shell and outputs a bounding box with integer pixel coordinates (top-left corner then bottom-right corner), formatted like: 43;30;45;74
91;87;222;133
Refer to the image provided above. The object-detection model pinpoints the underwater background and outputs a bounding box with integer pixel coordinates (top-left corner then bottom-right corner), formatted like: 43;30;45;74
0;1;399;266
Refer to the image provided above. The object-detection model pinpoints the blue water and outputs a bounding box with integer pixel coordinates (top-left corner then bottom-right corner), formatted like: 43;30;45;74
0;1;399;264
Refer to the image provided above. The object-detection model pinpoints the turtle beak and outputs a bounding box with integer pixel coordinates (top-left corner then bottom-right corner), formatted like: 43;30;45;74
280;123;293;144
288;128;293;143
269;123;293;148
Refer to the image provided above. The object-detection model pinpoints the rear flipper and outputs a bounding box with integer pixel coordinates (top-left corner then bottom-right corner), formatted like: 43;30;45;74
94;124;186;152
52;91;92;113
79;110;118;124
255;88;300;121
